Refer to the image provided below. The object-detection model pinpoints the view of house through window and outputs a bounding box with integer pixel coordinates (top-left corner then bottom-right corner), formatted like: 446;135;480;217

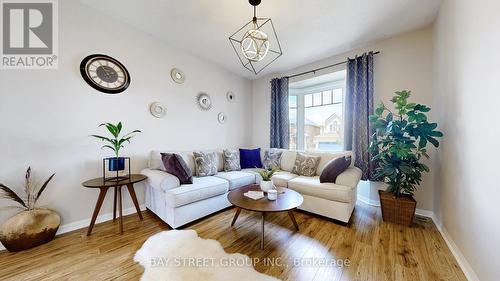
289;70;346;152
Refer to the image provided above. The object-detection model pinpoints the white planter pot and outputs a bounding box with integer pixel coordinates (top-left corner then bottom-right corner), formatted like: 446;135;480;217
260;180;274;192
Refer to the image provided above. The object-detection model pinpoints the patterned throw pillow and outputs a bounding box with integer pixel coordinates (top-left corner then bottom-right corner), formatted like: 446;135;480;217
292;153;321;176
193;151;218;177
223;149;241;172
262;149;283;170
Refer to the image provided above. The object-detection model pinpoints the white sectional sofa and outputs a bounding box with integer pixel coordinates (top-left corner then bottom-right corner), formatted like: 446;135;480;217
141;149;362;229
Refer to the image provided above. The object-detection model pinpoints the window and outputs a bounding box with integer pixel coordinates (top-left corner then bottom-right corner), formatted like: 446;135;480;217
288;95;298;150
288;70;346;152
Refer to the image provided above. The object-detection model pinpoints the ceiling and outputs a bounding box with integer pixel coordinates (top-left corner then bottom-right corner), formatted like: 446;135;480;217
80;0;442;80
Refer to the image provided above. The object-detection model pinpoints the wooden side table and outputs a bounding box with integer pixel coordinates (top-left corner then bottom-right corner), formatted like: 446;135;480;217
82;174;147;236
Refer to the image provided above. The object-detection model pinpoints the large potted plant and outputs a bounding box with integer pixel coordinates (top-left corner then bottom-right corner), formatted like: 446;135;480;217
91;122;141;176
369;90;443;226
0;167;58;251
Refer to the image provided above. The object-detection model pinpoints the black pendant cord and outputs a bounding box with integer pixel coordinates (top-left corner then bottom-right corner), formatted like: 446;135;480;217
285;51;380;79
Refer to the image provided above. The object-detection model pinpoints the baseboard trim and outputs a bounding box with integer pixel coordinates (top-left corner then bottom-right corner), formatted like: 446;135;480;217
357;194;380;206
0;204;146;252
430;215;480;281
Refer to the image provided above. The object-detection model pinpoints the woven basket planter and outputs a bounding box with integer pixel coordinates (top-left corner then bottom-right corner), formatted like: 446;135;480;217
378;190;416;226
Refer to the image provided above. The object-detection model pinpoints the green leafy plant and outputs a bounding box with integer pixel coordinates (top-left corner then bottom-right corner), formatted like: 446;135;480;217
0;167;55;210
369;90;443;197
91;122;141;157
257;168;279;181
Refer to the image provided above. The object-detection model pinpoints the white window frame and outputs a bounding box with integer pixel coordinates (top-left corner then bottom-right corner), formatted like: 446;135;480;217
289;79;346;152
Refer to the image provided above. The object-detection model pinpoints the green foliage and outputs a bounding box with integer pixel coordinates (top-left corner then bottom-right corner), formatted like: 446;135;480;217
369;90;443;197
91;122;141;157
0;167;55;210
257;168;280;181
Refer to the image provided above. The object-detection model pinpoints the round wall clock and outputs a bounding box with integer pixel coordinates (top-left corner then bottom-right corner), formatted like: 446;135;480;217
80;54;130;94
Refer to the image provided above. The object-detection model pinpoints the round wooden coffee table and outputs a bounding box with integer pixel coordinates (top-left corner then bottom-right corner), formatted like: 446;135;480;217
228;184;303;249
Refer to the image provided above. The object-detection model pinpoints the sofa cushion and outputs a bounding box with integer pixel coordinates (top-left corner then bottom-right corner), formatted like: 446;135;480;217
271;171;299;187
165;176;229;208
280;150;297;172
314;151;354;175
288;176;355;203
193;151;218;177
292;153;321;176
241;168;262;183
320;156;351;183
161;153;193;184
214;171;255;190
239;148;263;169
223;149;241;172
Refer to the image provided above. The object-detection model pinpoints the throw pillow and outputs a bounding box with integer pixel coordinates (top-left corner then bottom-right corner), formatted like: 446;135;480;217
262;149;283;170
320;156;352;183
193;151;218;177
161;153;193;184
239;148;263;169
292;153;321;177
223;149;241;172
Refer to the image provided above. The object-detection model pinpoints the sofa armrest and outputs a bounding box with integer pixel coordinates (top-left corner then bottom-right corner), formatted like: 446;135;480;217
141;169;181;192
335;167;362;188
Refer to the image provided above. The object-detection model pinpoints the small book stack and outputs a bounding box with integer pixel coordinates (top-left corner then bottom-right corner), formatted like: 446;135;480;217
244;190;264;200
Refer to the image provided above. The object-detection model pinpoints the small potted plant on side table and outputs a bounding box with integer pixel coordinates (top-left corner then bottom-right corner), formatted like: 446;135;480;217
91;122;141;181
369;90;443;226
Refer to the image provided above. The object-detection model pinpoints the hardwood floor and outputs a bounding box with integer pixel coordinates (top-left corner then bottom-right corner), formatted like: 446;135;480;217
0;202;467;281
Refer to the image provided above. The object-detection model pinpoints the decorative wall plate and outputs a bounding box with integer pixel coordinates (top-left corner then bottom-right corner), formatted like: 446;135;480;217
218;112;227;124
226;91;236;102
170;68;186;84
150;102;167;118
196;93;212;111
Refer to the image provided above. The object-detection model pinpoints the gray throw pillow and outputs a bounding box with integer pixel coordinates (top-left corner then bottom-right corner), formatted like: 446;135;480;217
161;153;193;184
262;149;283;170
292;153;321;176
193;151;218;177
223;149;241;172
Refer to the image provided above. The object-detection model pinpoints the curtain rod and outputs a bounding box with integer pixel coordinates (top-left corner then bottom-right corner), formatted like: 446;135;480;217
284;51;380;79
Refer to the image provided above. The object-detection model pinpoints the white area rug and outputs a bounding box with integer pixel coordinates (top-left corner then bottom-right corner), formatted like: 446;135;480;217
134;230;280;281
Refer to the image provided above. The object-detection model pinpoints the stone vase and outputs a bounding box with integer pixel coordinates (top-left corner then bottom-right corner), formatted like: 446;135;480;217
0;208;60;252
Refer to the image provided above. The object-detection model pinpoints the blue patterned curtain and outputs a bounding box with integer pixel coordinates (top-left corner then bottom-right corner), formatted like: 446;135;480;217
270;77;289;149
345;52;375;180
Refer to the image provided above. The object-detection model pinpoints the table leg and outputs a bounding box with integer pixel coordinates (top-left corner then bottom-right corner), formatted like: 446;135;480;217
87;187;108;236
261;212;266;250
288;210;299;231
231;207;241;226
126;183;143;220
118;185;123;233
113;186;117;221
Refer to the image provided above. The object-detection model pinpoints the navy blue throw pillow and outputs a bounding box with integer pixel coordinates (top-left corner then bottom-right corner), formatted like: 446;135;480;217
239;148;263;169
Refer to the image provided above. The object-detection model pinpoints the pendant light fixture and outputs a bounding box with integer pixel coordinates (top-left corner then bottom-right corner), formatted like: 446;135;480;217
229;0;283;75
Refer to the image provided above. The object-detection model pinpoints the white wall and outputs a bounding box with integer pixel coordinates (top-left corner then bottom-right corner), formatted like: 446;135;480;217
0;1;251;228
433;0;500;280
251;27;436;211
